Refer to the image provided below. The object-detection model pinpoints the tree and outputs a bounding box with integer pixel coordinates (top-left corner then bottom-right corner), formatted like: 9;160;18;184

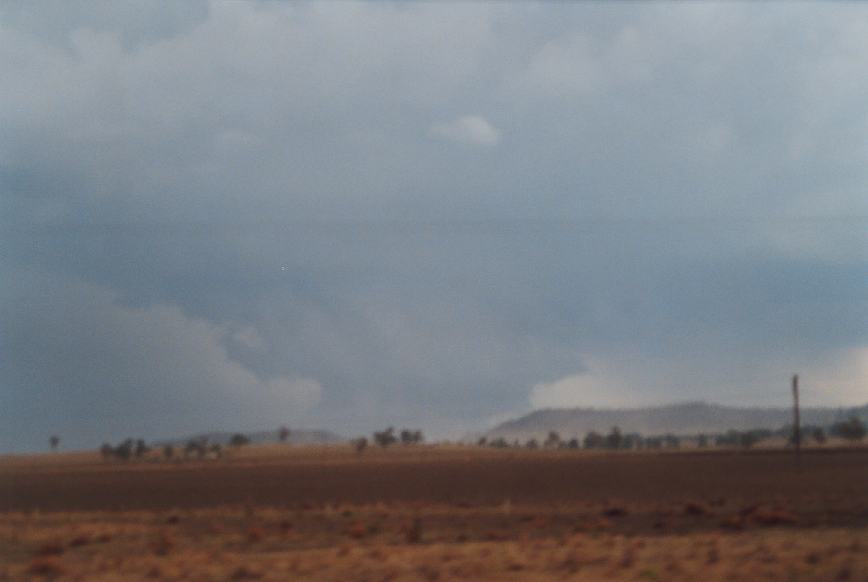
623;433;643;450
565;437;580;449
353;437;368;454
525;438;539;449
812;427;827;445
278;426;290;443
49;435;60;452
831;417;867;442
163;444;175;461
134;439;150;459
489;437;509;449
645;436;663;449
400;429;424;445
185;438;208;459
605;427;623;450
373;427;397;448
230;433;251;448
115;439;134;461
583;431;605;449
663;434;681;449
476;437;488;447
544;431;561;449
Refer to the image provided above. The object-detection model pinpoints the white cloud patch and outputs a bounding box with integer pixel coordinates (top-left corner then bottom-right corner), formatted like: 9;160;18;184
429;115;501;146
531;348;868;410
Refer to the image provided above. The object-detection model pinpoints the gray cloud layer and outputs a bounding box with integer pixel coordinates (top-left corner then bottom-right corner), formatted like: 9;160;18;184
2;1;867;451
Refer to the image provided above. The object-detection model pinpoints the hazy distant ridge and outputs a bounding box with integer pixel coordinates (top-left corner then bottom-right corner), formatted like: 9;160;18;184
487;402;868;440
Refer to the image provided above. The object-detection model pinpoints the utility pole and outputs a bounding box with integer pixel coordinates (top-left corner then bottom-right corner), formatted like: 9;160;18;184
792;374;801;461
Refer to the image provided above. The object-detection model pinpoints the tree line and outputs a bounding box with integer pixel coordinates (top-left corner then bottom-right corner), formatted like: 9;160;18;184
476;416;867;451
45;416;866;456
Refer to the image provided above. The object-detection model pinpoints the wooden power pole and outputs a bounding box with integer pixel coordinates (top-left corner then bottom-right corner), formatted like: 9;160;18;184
792;374;801;459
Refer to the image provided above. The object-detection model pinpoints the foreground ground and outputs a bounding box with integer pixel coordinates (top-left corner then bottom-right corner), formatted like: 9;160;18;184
1;446;866;580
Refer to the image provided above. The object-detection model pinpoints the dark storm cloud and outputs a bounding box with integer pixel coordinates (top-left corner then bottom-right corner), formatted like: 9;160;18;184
1;2;867;451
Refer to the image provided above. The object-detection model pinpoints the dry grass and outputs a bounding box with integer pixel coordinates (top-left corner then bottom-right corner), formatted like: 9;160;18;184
0;503;865;580
2;445;867;580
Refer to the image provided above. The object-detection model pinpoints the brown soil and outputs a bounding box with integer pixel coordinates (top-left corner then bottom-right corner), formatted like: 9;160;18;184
1;446;866;580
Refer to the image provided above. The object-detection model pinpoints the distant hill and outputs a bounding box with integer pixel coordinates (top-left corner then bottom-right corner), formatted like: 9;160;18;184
486;402;868;441
156;428;346;447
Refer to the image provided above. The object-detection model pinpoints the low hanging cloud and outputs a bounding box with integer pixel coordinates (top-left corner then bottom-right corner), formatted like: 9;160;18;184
0;271;322;449
429;115;501;146
1;2;867;452
530;348;868;411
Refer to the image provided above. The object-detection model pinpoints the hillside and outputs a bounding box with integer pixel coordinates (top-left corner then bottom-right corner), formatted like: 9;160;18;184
486;401;868;441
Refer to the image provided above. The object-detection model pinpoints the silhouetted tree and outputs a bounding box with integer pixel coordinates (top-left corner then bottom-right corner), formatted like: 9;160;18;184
623;433;643;450
163;444;175;460
278;426;290;443
49;435;60;452
663;434;681;449
230;433;251;448
490;437;509;448
353;437;368;454
583;431;605;449
134;439;150;459
812;427;827;445
605;427;623;450
645;436;663;449
400;429;424;445
114;439;134;461
477;436;488;447
373;427;397;448
544;431;561;449
525;438;539;449
565;437;580;449
184;439;207;459
209;443;223;458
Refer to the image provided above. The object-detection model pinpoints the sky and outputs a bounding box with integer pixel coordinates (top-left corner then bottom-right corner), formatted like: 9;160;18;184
1;1;867;452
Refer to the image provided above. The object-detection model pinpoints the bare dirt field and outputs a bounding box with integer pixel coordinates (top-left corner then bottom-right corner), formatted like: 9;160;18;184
1;446;867;580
